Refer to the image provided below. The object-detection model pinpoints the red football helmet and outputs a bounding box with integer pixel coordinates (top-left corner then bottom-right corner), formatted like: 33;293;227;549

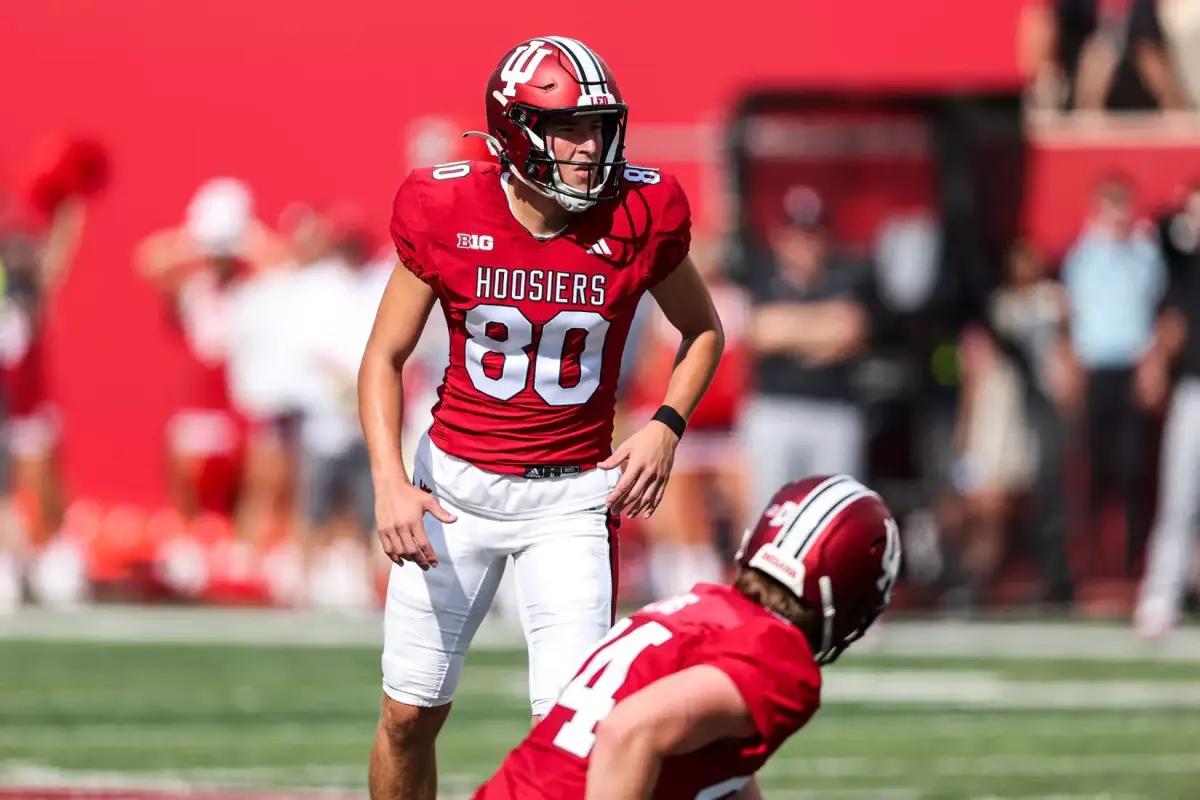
478;36;627;213
737;475;902;664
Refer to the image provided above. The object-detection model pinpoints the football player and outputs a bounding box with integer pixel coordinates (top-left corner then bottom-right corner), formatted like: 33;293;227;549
474;475;902;799
359;36;725;799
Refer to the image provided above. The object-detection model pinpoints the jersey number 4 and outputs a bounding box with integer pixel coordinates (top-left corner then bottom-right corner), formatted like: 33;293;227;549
465;304;611;406
551;611;753;800
552;618;672;757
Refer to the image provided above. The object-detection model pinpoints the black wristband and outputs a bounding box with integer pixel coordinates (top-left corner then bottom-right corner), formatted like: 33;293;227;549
652;405;687;439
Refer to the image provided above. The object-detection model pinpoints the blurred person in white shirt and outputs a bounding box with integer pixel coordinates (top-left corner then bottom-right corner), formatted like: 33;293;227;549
138;178;289;526
234;206;384;608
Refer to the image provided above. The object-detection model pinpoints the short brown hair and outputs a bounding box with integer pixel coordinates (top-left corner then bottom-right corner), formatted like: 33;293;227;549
734;567;821;651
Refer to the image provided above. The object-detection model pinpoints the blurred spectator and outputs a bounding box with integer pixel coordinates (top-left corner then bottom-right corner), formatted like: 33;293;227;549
1136;184;1200;637
0;197;82;548
1023;0;1189;111
224;203;379;608
1159;0;1200;107
1062;174;1167;574
989;241;1077;603
0;136;107;610
136;178;289;525
741;186;871;513
0;136;107;559
945;325;1036;607
289;206;381;607
225;203;344;551
631;238;751;597
356;242;450;474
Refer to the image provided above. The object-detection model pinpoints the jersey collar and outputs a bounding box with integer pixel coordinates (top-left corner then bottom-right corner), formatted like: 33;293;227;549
499;171;569;242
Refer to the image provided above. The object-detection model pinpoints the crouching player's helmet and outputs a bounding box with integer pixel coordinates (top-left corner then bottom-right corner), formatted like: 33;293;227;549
737;475;902;664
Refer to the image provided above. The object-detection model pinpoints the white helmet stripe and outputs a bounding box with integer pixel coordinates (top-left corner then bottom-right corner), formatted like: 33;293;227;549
543;36;588;86
796;487;879;560
779;476;876;558
546;36;607;94
773;475;851;545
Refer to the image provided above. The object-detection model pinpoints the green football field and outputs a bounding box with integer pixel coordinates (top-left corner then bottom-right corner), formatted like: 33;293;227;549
2;610;1199;799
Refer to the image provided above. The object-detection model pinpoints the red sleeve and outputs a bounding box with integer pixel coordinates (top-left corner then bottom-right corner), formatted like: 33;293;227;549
390;171;437;288
644;173;691;289
694;620;821;750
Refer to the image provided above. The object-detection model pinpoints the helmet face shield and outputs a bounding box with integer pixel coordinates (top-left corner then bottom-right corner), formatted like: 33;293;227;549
510;105;627;209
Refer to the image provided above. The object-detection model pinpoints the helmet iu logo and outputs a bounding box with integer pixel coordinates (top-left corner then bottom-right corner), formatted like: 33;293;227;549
496;40;553;104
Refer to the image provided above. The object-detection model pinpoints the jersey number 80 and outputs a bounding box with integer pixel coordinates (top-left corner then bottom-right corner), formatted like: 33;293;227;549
464;304;611;406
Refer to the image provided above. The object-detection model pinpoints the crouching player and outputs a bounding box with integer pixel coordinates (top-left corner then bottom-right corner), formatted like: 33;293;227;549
474;474;902;799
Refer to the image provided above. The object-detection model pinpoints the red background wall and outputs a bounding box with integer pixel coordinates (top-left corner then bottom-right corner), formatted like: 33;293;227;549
0;0;1037;508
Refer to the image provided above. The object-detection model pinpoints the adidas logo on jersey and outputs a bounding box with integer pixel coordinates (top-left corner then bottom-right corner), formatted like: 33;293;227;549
523;465;582;479
458;233;494;251
586;238;612;256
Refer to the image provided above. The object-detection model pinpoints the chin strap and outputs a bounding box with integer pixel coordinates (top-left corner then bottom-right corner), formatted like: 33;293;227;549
463;130;597;213
548;169;601;213
816;575;836;664
509;158;596;213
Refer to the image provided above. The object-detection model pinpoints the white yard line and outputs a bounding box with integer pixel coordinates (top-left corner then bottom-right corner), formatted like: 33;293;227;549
856;619;1200;662
803;713;1200;738
7;753;1187;797
0;721;522;748
768;752;1200;779
971;795;1148;800
3;712;1188;747
3;607;1200;662
0;762;361;793
824;669;1200;709
751;791;922;800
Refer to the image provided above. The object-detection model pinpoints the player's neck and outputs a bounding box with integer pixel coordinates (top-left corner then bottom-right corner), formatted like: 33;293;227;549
503;172;573;239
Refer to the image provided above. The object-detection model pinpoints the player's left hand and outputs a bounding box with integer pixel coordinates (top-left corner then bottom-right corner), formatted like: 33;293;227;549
600;421;679;518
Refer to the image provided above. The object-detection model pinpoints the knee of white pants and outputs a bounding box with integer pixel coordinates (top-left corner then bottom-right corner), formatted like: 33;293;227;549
381;563;467;707
516;521;615;714
380;494;507;708
527;617;610;716
381;676;455;708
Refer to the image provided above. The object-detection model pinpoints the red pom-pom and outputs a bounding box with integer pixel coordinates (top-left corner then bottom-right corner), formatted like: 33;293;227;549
18;134;110;217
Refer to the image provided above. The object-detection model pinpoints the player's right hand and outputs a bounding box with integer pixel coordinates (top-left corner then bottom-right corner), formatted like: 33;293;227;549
374;481;456;570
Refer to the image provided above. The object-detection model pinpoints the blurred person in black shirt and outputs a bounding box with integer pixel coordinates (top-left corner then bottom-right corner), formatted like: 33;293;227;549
741;186;871;514
1136;184;1200;638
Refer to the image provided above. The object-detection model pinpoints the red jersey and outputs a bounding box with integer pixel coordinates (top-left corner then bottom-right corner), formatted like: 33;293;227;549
475;584;821;800
390;161;690;475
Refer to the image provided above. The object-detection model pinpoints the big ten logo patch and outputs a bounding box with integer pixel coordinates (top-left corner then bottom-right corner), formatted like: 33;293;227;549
457;233;494;251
